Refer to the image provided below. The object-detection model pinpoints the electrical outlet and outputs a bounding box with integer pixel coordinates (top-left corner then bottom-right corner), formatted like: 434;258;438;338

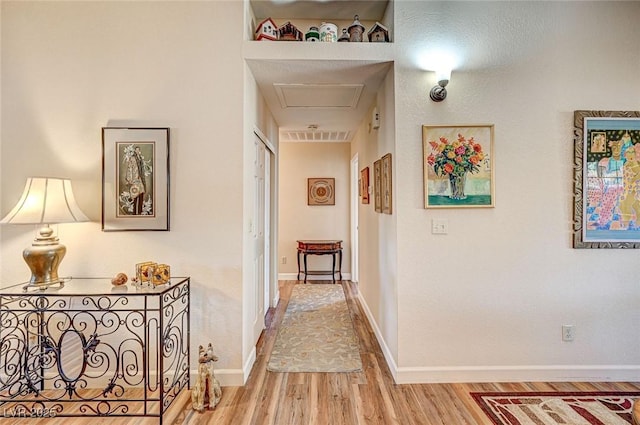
281;256;287;265
562;325;575;342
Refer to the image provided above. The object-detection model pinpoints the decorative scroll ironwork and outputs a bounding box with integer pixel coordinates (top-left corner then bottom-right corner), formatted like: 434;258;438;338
0;278;190;422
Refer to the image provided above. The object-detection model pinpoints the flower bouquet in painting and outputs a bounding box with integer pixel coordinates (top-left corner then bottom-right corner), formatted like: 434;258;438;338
427;134;485;199
423;125;494;208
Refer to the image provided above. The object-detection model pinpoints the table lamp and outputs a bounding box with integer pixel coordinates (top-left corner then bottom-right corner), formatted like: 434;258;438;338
1;177;89;288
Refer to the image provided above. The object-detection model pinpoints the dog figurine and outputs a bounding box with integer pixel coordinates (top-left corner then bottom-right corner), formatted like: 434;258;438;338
191;343;222;412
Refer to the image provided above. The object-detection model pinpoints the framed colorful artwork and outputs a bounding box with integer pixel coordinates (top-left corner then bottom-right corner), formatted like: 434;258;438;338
102;127;170;231
423;124;494;208
381;153;392;214
573;110;640;248
361;167;370;204
374;159;382;212
308;178;335;206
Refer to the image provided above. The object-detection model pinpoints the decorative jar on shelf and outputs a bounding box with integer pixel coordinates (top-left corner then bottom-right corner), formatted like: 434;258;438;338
305;26;320;42
320;22;337;42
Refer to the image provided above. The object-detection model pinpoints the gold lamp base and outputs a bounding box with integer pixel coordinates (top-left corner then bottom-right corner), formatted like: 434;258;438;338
23;225;66;289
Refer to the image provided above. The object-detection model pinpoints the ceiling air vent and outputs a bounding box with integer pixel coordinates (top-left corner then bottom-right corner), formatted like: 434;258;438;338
281;130;351;143
274;83;364;109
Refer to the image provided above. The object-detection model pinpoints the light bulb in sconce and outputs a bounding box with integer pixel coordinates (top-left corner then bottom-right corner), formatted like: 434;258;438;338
430;69;452;102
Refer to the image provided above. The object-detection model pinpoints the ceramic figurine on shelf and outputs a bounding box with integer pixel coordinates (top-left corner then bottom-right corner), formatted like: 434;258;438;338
367;21;390;42
305;26;320;42
338;28;350;42
278;21;302;41
348;15;365;42
255;17;278;41
320;22;337;42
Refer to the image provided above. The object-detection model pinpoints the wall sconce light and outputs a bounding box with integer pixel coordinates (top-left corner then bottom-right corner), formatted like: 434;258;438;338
429;69;451;102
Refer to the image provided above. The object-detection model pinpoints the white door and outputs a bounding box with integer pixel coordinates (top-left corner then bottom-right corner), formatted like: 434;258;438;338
252;136;267;341
350;154;359;283
263;147;271;314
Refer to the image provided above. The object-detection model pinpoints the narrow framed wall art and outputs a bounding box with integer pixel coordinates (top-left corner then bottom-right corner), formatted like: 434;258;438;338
381;153;392;214
102;127;170;231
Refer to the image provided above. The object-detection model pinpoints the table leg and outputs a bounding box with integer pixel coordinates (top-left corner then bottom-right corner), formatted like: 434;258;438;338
331;252;336;283
297;250;301;281
303;253;308;283
338;249;342;281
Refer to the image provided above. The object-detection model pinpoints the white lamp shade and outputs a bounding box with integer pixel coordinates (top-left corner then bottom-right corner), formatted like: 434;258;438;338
435;68;451;83
1;177;89;224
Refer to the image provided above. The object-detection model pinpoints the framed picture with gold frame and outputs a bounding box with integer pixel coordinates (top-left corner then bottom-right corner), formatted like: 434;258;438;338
423;124;494;208
381;153;392;214
307;178;335;206
374;159;382;212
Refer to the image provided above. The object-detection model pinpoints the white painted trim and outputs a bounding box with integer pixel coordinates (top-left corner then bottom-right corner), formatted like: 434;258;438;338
356;290;398;382
191;368;246;387
278;273;352;281
242;346;257;384
394;365;640;385
191;342;256;388
253;126;275;154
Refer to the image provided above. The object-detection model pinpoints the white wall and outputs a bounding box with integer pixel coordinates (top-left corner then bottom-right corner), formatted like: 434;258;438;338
352;66;398;368
278;142;351;280
389;1;640;383
0;1;248;385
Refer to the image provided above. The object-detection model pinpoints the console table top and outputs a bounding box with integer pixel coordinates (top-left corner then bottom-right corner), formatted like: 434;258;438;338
0;276;190;296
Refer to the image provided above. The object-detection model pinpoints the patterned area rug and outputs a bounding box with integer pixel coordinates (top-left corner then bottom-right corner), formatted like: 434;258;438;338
472;392;640;425
267;284;362;373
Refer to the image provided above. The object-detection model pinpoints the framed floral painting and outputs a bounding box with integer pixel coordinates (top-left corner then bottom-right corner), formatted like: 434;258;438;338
102;127;170;231
423;124;494;208
573;110;640;248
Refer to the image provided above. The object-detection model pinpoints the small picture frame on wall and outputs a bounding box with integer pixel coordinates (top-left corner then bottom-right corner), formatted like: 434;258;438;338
374;159;382;212
573;110;640;248
361;167;370;204
381;153;392;214
102;127;170;231
308;178;335;206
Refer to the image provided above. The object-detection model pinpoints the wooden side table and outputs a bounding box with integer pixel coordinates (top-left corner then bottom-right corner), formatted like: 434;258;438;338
296;240;342;283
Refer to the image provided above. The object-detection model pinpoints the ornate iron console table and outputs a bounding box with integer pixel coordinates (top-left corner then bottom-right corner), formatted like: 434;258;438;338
0;277;190;423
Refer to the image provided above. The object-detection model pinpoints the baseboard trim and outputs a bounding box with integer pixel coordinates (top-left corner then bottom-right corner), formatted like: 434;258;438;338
394;365;640;384
278;273;351;281
356;290;399;382
192;347;255;387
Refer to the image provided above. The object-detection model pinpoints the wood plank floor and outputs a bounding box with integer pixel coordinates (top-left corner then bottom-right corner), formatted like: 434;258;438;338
4;280;639;424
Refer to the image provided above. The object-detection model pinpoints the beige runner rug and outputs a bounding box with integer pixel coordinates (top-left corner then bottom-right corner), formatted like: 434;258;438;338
267;284;362;373
472;392;640;425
